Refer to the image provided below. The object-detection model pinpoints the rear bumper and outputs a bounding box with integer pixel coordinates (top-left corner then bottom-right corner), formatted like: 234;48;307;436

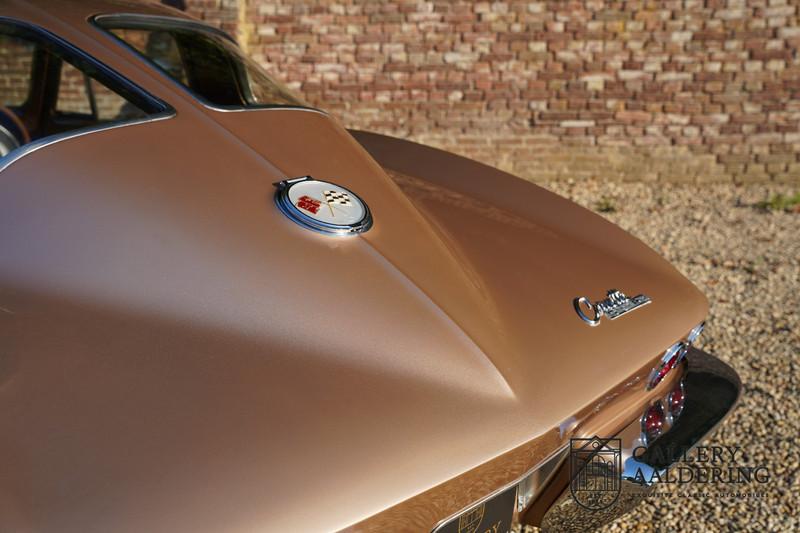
537;347;742;532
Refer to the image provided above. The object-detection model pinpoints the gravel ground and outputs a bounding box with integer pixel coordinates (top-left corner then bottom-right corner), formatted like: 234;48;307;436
528;180;800;533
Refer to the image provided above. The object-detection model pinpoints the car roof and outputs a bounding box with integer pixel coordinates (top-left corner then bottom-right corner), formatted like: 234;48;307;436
4;0;194;22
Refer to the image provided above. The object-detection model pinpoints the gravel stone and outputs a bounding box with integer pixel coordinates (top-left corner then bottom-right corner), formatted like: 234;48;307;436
523;180;800;533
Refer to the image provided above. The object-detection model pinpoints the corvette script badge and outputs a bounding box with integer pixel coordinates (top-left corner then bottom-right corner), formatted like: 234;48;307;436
573;289;651;326
274;176;372;236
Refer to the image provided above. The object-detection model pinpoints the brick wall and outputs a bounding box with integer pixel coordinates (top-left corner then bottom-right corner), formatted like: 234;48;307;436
185;1;800;183
0;35;34;107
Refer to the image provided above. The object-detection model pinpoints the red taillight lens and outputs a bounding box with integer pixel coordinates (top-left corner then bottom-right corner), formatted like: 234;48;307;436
668;381;685;417
642;401;665;444
648;342;686;389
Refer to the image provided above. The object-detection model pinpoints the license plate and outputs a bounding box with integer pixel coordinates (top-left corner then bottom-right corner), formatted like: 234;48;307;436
433;485;517;533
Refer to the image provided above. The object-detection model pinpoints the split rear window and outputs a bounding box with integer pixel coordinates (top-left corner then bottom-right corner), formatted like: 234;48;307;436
95;15;307;110
0;19;170;162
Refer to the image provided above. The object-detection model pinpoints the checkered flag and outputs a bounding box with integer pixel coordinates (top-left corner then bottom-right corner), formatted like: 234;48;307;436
323;190;353;207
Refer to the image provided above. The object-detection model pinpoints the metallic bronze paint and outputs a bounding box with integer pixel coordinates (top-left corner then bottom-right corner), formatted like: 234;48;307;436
0;2;717;532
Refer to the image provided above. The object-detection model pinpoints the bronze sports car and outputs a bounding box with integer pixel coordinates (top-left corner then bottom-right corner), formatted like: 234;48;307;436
0;1;741;532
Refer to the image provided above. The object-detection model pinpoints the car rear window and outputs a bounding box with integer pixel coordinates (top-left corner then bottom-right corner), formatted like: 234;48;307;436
0;19;171;162
95;15;308;110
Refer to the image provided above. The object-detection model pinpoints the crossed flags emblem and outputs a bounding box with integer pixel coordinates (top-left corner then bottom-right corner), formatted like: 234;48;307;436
321;190;353;216
294;188;355;217
324;190;353;207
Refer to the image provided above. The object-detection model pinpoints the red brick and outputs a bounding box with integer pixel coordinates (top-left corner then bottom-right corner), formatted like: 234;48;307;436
184;0;800;184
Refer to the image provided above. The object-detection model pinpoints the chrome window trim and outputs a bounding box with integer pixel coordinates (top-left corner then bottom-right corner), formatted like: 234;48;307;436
91;14;328;117
0;17;170;113
94;13;237;44
0;17;176;174
0;123;20;157
0;112;174;174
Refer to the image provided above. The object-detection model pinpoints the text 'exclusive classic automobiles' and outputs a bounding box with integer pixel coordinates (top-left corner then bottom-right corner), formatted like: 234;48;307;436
0;1;741;532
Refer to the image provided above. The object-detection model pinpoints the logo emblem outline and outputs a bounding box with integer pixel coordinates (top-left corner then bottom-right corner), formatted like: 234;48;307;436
274;176;372;236
569;436;622;511
456;503;485;533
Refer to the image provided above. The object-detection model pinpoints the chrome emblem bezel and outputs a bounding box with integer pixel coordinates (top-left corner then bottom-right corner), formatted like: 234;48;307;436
573;289;651;326
274;176;373;236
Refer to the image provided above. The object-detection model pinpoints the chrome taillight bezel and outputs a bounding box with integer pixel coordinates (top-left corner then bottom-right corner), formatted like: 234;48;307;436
687;321;705;345
646;321;705;390
647;341;687;390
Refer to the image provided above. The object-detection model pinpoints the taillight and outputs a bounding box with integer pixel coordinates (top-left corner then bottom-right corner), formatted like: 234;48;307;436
642;401;665;444
648;342;687;389
668;380;685;417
